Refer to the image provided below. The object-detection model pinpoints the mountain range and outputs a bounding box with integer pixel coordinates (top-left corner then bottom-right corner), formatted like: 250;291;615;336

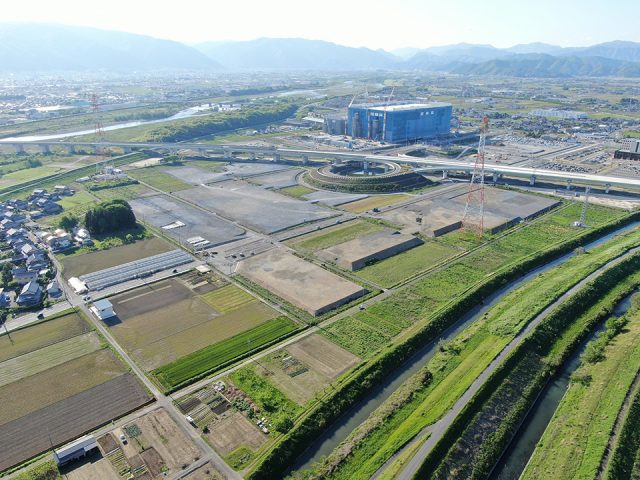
1;23;640;77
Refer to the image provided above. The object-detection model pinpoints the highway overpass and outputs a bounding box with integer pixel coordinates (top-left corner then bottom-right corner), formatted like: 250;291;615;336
1;139;639;192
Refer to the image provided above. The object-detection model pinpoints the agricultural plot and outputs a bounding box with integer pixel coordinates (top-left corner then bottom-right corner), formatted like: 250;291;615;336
255;334;360;404
208;411;267;456
0;311;150;471
61;237;173;278
0;374;150;471
174;182;336;234
56;190;97;210
129;193;246;247
107;278;282;372
355;241;461;287
89;182;155;202
0;165;64;187
94;408;200;479
340;194;411;213
128;166;193;192
237;249;367;316
153;316;299;390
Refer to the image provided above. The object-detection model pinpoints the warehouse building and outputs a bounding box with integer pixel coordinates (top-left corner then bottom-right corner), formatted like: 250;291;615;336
54;435;98;466
347;103;452;143
91;299;116;320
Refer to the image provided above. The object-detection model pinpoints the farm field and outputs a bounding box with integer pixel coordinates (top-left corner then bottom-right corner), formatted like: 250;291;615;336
0;312;89;362
153;315;299;390
252;333;360;404
61;236;173;278
355;240;461;287
128;166;193;192
286;219;386;253
107;277;282;372
322;203;627;357
340;194;411;213
522;305;640;480
208;411;267;456
56;190;97;210
92;408;201;479
0;310;150;471
182;462;225;480
88;182;155;201
318;220;640;479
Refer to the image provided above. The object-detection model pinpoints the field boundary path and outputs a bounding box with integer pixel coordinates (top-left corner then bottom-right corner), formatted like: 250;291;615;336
395;246;640;480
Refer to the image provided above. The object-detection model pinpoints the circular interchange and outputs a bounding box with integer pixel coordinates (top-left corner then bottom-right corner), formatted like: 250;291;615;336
306;159;430;193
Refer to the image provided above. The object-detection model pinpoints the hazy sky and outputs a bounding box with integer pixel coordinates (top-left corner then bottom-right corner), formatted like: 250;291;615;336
4;0;638;50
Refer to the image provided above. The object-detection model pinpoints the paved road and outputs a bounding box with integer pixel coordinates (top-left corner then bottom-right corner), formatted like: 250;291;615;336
2;300;72;333
396;246;640;480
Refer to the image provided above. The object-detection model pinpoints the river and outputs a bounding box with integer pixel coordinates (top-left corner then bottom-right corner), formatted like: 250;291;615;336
489;290;636;480
0;104;217;143
291;221;640;473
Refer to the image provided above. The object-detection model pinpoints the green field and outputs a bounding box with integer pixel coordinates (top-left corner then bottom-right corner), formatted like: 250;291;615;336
278;185;315;199
0;165;64;185
522;305;640;480
287;220;386;253
128;167;192;192
323;204;626;357
230;367;303;432
315;218;640;479
356;241;460;287
88;182;152;201
55;190;97;211
153;316;299;390
200;284;257;313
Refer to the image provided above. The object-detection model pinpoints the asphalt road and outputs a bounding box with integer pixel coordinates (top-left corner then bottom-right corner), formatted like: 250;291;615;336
396;246;640;480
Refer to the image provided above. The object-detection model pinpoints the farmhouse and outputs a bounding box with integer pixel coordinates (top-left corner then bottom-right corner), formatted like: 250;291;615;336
91;299;116;320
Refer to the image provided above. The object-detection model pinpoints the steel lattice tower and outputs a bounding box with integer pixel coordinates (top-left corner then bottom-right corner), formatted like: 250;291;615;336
462;116;489;235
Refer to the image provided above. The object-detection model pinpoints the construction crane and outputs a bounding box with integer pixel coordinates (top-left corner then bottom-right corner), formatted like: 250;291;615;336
462;116;489;235
573;186;591;227
381;86;395;143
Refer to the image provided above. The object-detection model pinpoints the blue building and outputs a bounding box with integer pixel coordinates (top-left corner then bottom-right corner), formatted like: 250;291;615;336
347;103;452;143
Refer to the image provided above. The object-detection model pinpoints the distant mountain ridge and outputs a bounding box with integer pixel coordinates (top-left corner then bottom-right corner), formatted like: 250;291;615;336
1;23;639;77
0;23;219;72
195;37;399;71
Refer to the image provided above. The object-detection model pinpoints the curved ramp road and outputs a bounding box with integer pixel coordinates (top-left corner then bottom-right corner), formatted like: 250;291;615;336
396;245;640;480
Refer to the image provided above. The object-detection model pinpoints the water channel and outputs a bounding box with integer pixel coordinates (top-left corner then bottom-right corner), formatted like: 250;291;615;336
291;221;640;473
490;290;636;480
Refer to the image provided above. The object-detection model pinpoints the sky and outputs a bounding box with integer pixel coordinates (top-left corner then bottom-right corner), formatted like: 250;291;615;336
3;0;639;50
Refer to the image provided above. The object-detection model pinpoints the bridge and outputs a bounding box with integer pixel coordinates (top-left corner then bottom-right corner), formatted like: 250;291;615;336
1;139;639;192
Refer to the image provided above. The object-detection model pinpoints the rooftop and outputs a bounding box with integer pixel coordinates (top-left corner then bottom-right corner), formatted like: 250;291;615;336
354;102;452;112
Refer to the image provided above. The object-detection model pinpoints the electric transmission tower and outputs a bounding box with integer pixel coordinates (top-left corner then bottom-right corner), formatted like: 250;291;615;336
462;116;489;235
91;93;109;173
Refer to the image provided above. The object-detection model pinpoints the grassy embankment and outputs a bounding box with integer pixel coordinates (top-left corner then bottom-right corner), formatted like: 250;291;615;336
307;225;640;480
522;297;640;480
245;205;638;479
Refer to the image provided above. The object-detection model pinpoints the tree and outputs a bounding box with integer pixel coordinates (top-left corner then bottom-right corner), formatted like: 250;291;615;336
1;263;13;286
58;215;79;233
84;199;137;235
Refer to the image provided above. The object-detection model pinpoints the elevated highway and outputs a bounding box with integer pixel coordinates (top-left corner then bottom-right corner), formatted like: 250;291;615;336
1;139;639;192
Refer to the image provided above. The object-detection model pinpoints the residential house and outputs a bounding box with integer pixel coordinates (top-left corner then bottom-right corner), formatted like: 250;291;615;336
47;280;62;298
0;288;10;307
20;243;37;258
11;267;38;285
26;252;48;272
16;281;42;306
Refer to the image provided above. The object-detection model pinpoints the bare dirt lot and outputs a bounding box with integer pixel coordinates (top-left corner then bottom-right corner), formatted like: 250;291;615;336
129;193;246;247
0;374;151;471
286;333;361;379
62;237;174;278
175;182;336;234
236;248;367;315
206;411;266;455
62;450;120;480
